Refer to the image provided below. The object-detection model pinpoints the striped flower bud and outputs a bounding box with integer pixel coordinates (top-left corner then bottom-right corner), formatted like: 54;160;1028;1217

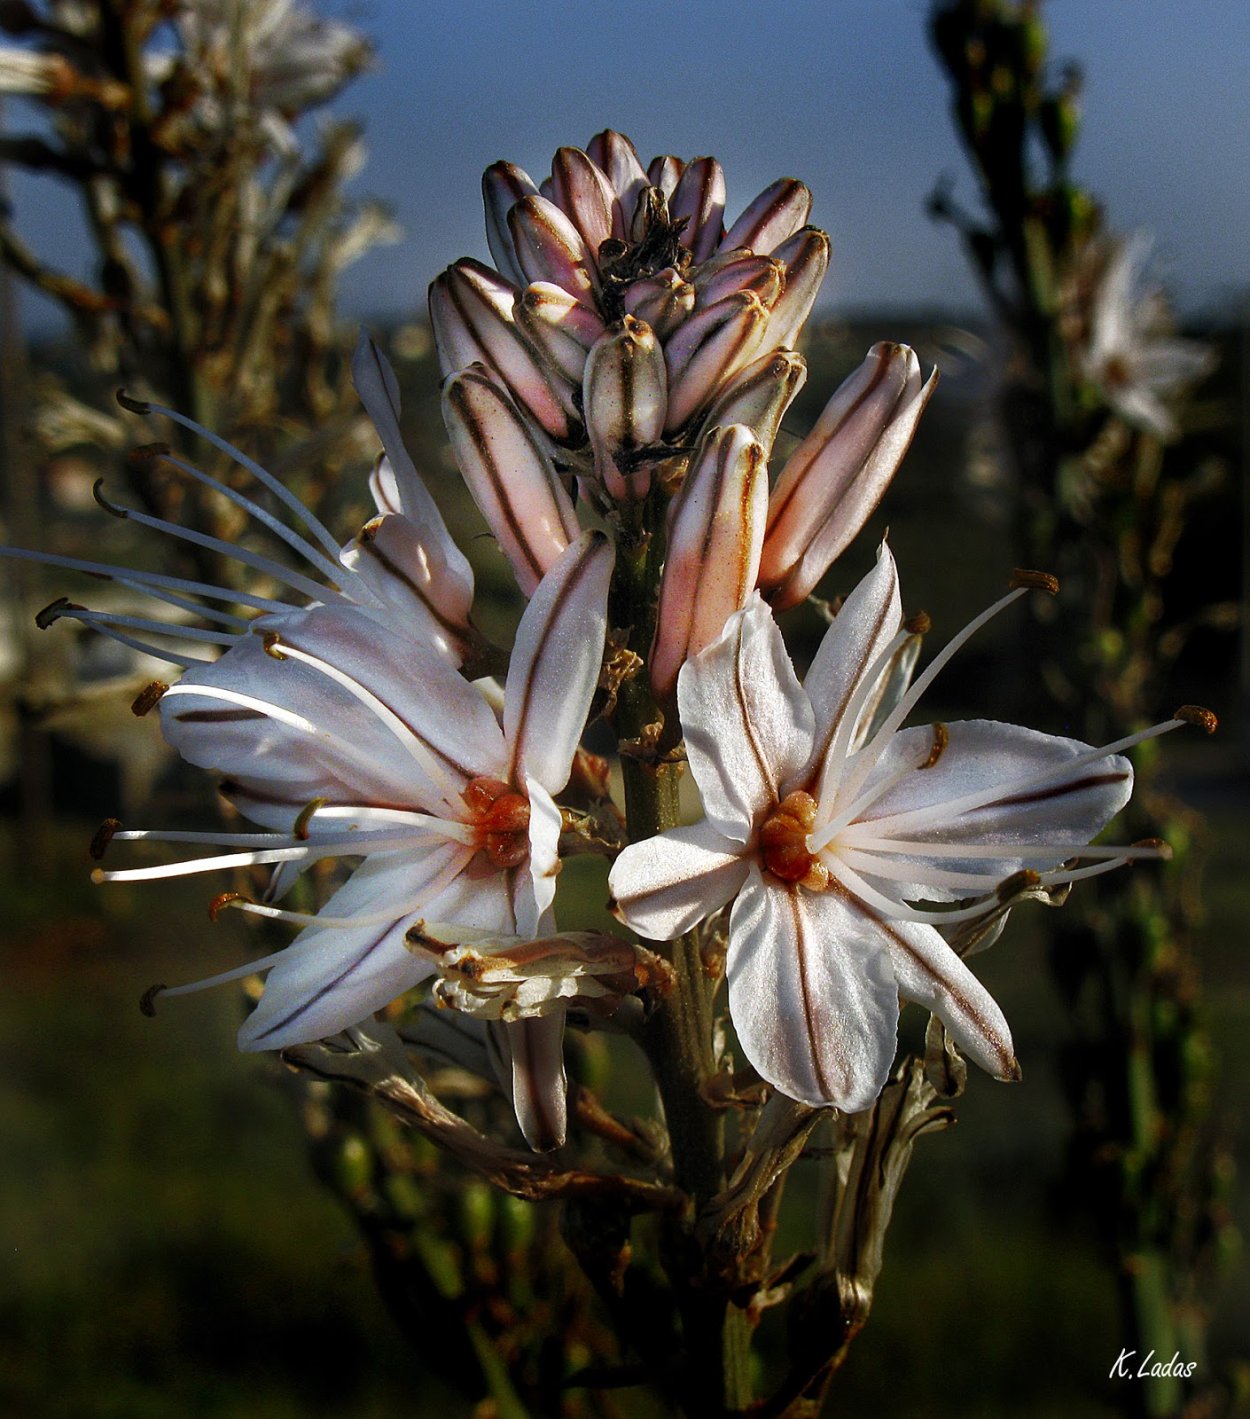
429;259;575;440
766;228;831;350
664;291;770;433
550;145;623;255
442;365;580;596
508;194;598;304
650;424;768;700
482;160;539;287
583;317;669;501
758;343;938;610
699;348;808;456
721;177;813;255
516;281;607;384
622;268;696;338
669;156;727;262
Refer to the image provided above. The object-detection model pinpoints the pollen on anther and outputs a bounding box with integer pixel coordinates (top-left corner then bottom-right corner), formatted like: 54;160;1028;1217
904;611;932;636
263;632;287;660
131;681;169;716
90;817;122;860
1134;837;1173;859
209;891;247;922
1009;568;1060;595
1173;704;1218;734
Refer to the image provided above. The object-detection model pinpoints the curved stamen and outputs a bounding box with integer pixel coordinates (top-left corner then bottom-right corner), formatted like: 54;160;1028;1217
113;577;252;629
811;626;916;811
50;605;237;647
133;398;346;562
63;619;209;669
94;489;346;604
829;855;1018;927
833;585;1029;810
0;545;294;614
160;450;364;596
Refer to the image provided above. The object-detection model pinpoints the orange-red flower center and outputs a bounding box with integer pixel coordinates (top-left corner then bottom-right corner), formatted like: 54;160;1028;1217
758;790;830;891
463;776;531;870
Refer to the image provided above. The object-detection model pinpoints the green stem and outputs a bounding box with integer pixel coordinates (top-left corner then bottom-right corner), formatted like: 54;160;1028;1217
608;499;751;1414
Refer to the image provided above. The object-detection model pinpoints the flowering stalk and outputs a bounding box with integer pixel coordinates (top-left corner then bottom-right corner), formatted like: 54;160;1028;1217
11;116;1211;1418
931;5;1228;1411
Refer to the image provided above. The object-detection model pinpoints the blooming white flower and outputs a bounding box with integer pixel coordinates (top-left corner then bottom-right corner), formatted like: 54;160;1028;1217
1082;234;1215;440
610;543;1180;1111
103;531;612;1147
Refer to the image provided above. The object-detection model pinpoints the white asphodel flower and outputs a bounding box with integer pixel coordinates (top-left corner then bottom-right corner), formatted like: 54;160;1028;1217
1082;234;1215;440
97;531;612;1149
610;543;1198;1112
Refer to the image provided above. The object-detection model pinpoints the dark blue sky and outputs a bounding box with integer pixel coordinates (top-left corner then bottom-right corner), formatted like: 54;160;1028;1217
10;0;1249;327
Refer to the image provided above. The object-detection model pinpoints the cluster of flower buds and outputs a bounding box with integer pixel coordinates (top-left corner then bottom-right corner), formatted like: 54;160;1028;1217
431;131;937;696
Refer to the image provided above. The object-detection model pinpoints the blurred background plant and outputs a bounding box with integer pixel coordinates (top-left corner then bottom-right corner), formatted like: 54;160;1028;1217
929;2;1240;1414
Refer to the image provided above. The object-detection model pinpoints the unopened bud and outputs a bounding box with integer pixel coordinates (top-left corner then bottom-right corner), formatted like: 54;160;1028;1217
583;317;669;500
650;425;768;700
759;343;938;610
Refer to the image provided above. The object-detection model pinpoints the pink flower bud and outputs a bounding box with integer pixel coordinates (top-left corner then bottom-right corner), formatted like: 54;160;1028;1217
442;365;580;596
429;259;576;441
647;153;684;199
550;145;623;257
758;343;938;610
508;194;598;305
694;251;784;310
670;157;727;262
622;267;696;338
650;424;768;700
583;317;668;501
482;160;538;288
586;129;649;218
664;291;770;433
721;177;813;255
767;228;831;350
515;281;606;384
699;348;808;456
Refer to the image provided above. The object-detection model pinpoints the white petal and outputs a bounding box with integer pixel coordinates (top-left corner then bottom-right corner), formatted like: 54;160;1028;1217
238;847;465;1050
845;719;1133;898
505;531;613;794
609;818;750;941
801;540;902;785
352;335;476;597
162;605;506;815
677;596;814;842
727;868;899;1111
868;909;1017;1081
495;1010;568;1151
339;510;474;664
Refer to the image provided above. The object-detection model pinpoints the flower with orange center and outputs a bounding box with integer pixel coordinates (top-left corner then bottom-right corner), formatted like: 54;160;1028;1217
611;542;1188;1112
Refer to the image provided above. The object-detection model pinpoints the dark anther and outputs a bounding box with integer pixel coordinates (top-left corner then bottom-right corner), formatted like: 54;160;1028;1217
131;680;169;716
262;631;286;660
128;441;171;467
35;596;79;629
139;984;165;1017
92;479;129;519
904;610;932;636
1173;704;1218;734
921;722;949;769
1009;568;1060;595
116;389;151;415
90;818;122;860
